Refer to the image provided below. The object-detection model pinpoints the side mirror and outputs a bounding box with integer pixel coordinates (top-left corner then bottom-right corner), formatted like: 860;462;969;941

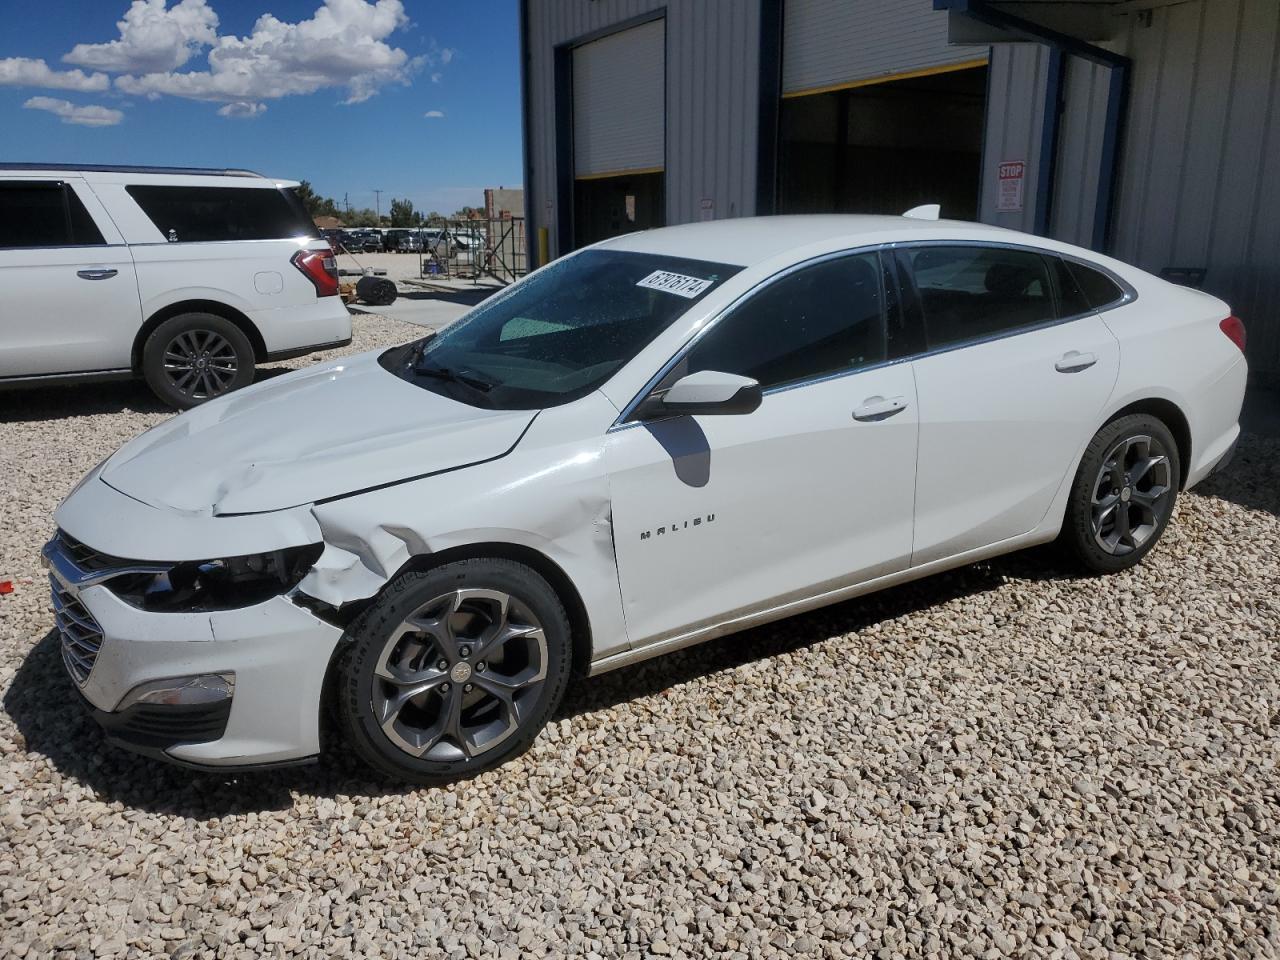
636;370;763;419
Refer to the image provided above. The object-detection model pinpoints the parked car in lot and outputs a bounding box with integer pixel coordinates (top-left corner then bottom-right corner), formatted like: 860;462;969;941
397;233;424;253
421;228;453;257
344;229;382;254
0;164;350;408
383;228;422;253
320;228;346;252
45;213;1246;783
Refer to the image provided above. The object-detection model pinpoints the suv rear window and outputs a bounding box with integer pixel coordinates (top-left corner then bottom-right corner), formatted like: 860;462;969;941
0;182;104;248
126;185;316;242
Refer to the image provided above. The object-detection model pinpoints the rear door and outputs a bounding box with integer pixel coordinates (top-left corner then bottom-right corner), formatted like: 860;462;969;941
899;244;1120;565
0;179;141;377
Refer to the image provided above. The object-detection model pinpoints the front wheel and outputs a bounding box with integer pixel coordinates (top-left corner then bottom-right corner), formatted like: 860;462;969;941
338;559;573;785
1061;414;1180;574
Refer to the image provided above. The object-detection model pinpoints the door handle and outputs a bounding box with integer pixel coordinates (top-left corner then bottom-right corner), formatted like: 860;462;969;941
76;268;118;281
853;395;909;422
1055;350;1097;373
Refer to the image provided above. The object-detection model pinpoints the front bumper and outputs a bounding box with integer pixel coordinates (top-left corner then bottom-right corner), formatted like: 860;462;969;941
45;538;344;769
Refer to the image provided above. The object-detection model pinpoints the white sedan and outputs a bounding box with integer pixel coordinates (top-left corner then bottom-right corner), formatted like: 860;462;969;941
44;214;1247;783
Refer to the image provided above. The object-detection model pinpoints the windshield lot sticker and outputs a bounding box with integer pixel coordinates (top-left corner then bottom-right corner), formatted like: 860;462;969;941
636;270;714;299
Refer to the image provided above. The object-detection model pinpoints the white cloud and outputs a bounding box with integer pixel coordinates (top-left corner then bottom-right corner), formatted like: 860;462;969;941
423;109;443;118
114;0;438;106
217;100;265;117
430;71;442;84
440;48;453;65
23;96;124;127
64;0;219;74
0;57;109;92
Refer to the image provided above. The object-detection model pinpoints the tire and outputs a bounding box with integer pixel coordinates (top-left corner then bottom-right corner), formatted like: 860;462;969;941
338;559;573;785
141;312;255;410
355;276;397;306
1061;414;1181;574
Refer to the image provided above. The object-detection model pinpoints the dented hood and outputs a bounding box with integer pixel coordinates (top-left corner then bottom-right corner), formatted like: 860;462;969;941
100;351;536;516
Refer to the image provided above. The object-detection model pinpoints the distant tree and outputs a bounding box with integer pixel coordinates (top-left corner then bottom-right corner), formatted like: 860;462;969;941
451;205;482;220
346;208;380;227
424;211;446;226
389;197;417;227
295;180;339;218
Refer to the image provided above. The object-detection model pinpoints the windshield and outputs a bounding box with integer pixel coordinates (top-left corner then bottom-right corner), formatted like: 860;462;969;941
381;249;741;409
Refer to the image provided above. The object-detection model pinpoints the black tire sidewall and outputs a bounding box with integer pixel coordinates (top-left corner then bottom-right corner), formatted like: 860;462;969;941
1063;414;1181;574
142;312;256;409
339;559;573;785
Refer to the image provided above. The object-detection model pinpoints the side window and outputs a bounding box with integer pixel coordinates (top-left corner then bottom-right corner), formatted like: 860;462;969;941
904;245;1055;349
683;252;887;390
1065;260;1126;310
0;182;104;248
125;185;316;242
1050;257;1094;318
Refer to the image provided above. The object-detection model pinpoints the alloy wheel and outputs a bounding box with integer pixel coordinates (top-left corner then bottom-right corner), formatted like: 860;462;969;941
371;589;549;762
1090;434;1173;555
162;329;239;400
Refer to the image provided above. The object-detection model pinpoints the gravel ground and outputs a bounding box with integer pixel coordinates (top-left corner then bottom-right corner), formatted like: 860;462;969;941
2;320;1278;959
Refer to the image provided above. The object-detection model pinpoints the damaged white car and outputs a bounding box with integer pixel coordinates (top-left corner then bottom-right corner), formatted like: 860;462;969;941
44;215;1246;784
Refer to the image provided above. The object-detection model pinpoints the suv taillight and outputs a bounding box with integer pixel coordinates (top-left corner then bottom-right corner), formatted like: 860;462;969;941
291;248;339;298
1220;315;1246;354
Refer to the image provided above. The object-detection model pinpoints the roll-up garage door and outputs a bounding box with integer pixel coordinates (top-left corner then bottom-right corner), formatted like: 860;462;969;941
782;0;984;97
573;18;664;178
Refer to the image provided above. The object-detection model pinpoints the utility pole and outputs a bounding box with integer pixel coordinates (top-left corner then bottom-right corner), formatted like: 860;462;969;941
373;189;383;222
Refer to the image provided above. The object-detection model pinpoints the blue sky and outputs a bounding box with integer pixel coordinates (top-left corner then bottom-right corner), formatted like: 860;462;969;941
0;0;523;216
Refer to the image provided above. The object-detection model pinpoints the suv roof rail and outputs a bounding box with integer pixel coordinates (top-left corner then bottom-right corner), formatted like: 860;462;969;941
0;163;266;178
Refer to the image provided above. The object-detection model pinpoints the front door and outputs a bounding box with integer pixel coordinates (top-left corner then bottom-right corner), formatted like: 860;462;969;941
606;250;919;648
0;179;141;377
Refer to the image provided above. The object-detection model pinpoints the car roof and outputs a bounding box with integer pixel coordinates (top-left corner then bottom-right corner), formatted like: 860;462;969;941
597;214;1036;268
0;163;299;189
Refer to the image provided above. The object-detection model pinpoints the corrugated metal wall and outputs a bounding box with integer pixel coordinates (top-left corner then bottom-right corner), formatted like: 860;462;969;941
979;44;1048;234
782;0;979;95
1050;56;1109;248
978;0;1280;372
572;20;666;177
524;0;762;257
1110;0;1280;373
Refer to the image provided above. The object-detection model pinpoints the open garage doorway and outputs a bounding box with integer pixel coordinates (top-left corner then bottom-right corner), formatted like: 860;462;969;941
574;170;665;248
777;63;988;219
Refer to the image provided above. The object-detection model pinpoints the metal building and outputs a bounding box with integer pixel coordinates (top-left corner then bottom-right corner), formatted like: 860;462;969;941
520;0;1280;375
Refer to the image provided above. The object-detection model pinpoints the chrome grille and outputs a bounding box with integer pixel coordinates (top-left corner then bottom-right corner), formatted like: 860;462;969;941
50;574;104;686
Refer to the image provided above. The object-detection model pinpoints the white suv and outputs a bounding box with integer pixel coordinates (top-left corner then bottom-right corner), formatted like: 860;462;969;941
0;164;351;408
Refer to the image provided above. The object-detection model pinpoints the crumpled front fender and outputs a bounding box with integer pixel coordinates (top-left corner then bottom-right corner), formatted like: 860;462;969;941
294;393;631;663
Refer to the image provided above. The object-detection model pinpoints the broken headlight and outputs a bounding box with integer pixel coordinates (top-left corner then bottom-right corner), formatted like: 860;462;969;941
110;543;325;613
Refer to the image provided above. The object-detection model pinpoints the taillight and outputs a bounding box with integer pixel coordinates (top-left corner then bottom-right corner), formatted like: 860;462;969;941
1220;314;1246;353
291;248;339;298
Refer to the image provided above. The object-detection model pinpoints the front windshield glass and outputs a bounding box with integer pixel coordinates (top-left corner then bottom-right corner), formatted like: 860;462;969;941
381;249;742;410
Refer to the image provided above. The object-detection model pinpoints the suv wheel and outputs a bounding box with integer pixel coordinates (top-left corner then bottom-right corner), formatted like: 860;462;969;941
142;312;255;409
338;559;573;785
1062;414;1180;574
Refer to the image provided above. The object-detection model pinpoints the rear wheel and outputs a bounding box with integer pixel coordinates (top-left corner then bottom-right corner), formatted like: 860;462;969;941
141;312;255;409
1062;414;1180;573
338;559;573;785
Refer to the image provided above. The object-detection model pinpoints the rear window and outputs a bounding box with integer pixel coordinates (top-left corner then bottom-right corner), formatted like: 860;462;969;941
126;184;316;242
0;181;104;248
1065;260;1127;310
